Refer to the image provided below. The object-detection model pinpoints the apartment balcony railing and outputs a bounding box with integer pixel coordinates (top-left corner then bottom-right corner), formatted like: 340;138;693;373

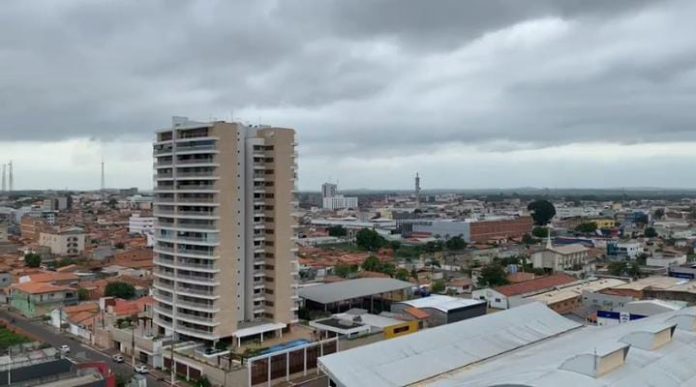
175;184;218;191
176;312;216;324
154;245;175;254
178;210;219;217
176;171;217;178
177;222;217;230
177;262;218;272
177;247;217;258
175;158;217;166
175;299;219;312
177;286;217;297
176;144;217;153
154;148;174;155
175;323;215;337
177;273;218;284
176;197;217;204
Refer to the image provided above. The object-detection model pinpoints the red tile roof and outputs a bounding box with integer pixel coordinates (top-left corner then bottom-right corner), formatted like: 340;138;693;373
404;307;430;320
12;282;72;294
494;274;577;297
25;272;79;283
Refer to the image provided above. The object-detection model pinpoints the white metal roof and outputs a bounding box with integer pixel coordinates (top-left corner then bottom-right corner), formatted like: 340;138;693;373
299;278;413;304
425;307;696;387
318;302;581;387
232;322;286;338
397;295;485;312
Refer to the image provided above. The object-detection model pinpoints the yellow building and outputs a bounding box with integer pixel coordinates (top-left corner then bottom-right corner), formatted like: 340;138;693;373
590;218;616;229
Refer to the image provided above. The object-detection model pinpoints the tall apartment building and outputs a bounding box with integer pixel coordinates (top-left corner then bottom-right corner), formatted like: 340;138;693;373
152;117;299;344
321;183;337;199
321;182;358;210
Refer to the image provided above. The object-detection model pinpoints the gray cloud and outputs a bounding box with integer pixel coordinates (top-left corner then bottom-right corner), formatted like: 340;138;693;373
0;0;694;157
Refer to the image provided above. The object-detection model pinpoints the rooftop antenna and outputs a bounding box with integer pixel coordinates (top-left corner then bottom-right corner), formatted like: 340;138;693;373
8;161;13;192
100;158;105;193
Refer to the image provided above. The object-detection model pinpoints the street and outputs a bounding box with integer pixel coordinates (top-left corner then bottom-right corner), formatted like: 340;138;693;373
0;308;171;387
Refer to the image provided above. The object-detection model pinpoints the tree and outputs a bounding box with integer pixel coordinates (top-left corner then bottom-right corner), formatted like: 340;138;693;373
334;264;357;278
575;222;598;234
627;261;641;279
395;268;411;281
327;225;347;237
445;236;467;251
644;227;658;238
355;228;386;251
522;233;534;245
477;263;509;287
389;240;401;252
653;208;665;220
423;240;444;253
78;288;90;301
362;256;382;272
24;253;41;268
431;279;446;294
105;282;136;299
527;199;556;226
608;261;627;276
379;262;396;277
532;226;550;239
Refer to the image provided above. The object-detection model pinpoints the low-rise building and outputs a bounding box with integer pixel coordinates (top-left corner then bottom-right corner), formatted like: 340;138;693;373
531;242;592;272
10;282;78;317
607;240;644;260
525;278;626;315
391;295;486;326
472;273;577;309
39;227;86;256
128;213;155;234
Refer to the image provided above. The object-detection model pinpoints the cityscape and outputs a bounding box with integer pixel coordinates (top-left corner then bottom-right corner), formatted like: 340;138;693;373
3;1;696;387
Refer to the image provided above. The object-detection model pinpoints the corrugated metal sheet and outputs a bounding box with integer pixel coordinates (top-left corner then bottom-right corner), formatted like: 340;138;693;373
318;302;581;387
427;307;696;387
299;278;413;304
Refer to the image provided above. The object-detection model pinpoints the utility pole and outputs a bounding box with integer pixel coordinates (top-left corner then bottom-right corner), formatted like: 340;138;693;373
170;336;176;386
131;323;136;369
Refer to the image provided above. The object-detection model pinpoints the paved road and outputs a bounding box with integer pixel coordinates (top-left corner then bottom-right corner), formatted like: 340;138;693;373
0;308;171;386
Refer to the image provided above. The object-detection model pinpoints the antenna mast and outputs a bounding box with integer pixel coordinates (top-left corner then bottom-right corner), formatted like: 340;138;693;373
100;159;105;193
8;161;13;192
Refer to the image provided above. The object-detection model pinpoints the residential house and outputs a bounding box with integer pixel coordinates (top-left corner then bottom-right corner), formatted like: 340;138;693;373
472;273;577;309
10;282;78;317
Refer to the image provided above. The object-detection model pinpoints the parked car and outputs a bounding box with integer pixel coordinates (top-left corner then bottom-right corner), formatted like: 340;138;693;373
112;354;124;363
134;365;149;374
59;345;70;353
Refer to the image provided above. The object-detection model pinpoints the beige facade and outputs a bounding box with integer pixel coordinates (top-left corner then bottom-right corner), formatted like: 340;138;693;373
38;227;86;256
152;117;299;344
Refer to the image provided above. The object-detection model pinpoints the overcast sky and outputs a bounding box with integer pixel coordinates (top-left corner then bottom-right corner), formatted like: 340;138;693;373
2;0;696;191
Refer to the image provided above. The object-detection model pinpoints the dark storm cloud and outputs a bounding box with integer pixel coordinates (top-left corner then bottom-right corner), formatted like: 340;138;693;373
0;0;693;156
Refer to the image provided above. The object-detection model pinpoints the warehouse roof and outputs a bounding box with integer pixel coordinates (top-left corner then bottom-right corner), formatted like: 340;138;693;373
528;278;626;305
318;302;581;387
396;295;485;312
298;278;412;304
494;273;577;297
425;306;696;387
